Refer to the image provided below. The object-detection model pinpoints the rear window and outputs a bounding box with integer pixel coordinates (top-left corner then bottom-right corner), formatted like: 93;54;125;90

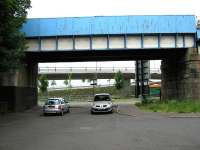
94;95;111;101
46;99;60;105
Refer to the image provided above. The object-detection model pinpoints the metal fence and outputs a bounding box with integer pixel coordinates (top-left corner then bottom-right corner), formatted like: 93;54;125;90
38;67;161;74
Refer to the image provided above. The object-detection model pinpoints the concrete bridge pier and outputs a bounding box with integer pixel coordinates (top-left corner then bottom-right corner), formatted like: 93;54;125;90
0;63;38;112
121;78;131;97
161;48;200;100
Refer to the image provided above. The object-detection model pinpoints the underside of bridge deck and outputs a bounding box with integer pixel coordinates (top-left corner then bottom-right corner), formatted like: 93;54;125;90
25;48;187;63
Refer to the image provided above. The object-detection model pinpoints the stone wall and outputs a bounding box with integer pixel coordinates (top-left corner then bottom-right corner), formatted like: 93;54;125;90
161;48;200;100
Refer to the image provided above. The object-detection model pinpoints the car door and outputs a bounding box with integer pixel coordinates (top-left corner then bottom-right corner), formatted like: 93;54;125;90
61;99;68;112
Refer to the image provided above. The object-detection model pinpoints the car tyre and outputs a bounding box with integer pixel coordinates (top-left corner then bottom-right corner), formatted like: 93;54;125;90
110;109;113;114
60;111;64;116
90;110;94;114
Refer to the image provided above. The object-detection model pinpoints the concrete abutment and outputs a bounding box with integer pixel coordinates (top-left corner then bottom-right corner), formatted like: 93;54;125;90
161;48;200;100
0;63;38;112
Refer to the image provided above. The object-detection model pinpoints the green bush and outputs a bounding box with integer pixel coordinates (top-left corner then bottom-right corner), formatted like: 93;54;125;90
136;99;200;113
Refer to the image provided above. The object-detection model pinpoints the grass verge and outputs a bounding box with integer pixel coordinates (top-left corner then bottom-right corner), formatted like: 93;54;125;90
38;86;134;102
136;100;200;113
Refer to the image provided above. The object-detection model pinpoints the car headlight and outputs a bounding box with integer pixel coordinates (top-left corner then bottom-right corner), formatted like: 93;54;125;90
107;104;112;108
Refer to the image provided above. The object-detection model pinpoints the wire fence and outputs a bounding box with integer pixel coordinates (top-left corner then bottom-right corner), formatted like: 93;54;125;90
38;67;161;74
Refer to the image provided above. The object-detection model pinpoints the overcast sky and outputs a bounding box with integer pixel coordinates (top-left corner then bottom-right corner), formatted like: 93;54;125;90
27;0;199;68
28;0;200;18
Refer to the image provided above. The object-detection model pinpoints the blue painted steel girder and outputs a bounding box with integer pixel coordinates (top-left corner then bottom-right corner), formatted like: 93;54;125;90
22;15;196;37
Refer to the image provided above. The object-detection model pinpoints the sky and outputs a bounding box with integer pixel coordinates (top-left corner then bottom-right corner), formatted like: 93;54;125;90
27;0;199;86
28;0;200;18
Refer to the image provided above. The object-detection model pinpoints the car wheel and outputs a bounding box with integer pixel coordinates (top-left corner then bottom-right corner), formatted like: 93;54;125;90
60;111;64;116
67;108;70;113
110;109;113;114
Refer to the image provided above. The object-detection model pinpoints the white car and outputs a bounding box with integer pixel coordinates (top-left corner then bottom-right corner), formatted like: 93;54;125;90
43;98;70;116
91;93;113;114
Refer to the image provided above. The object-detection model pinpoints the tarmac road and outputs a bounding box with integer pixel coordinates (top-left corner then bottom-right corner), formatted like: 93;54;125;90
0;104;200;150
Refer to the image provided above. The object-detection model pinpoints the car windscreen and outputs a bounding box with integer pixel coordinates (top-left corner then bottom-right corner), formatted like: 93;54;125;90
94;95;111;101
46;99;60;105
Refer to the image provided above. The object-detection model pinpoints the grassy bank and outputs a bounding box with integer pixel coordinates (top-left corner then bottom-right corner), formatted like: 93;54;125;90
136;100;200;113
38;86;134;102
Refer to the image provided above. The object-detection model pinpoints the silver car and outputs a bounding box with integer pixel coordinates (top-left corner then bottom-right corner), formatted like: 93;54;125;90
43;98;70;116
91;93;113;114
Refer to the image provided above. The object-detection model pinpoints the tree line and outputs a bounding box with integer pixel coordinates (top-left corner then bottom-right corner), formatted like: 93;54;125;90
38;70;125;94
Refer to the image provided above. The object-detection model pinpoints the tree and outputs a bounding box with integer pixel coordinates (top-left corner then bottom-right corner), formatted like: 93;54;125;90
86;79;92;84
64;73;72;88
38;75;49;94
0;0;31;72
114;70;124;90
81;79;86;83
51;80;56;88
64;73;72;100
107;79;111;86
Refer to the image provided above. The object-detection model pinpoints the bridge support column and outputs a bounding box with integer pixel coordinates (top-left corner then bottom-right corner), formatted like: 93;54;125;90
0;63;38;112
121;79;131;97
161;48;200;100
135;60;150;99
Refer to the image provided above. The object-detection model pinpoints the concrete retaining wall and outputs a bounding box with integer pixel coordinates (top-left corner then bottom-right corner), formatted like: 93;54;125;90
0;63;38;112
161;48;200;100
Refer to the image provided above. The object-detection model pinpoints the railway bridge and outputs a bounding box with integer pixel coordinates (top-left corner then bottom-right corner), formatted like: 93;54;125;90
1;15;200;111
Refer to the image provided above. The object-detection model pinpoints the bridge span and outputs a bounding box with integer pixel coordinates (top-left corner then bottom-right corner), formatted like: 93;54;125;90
38;67;161;80
23;15;196;62
1;15;200;112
